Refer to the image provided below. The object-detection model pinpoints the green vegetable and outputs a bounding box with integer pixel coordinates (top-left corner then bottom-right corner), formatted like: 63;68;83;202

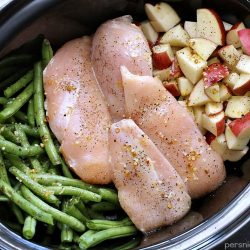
22;216;37;239
0;68;30;91
4;153;30;173
27;99;35;127
4;70;33;98
31;174;117;201
14;110;28;123
86;218;132;231
61;224;73;243
15;125;43;172
0;195;9;202
46;186;101;202
0;137;43;156
33;62;60;165
42;39;53;68
0;82;33;122
9;167;59;205
0;180;53;225
79;226;137;249
21;185;85;232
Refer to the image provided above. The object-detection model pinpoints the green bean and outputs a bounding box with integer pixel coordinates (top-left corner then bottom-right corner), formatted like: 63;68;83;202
91;202;120;212
14;110;28;123
42;39;53;68
22;216;36;239
0;151;9;183
86;218;132;231
15;125;42;172
63;201;88;224
32;174;100;193
79;226;137;250
0;68;30;91
75;202;90;220
21;185;85;232
46;186;101;202
9;167;59;205
112;237;141;250
0;82;33;122
4;153;30;173
46;224;55;235
5;124;39;137
27;99;35;127
0;54;36;68
0;97;8;105
4;70;33;98
0;137;43;156
0;195;9;202
0;180;53;225
33;174;118;203
0;126;19;144
33;62;60;165
61;224;73;243
60;156;73;179
98;188;119;204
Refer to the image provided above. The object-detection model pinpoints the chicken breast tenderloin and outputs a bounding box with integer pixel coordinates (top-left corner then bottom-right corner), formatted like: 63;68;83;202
92;15;152;121
110;119;191;232
121;66;226;198
44;37;112;184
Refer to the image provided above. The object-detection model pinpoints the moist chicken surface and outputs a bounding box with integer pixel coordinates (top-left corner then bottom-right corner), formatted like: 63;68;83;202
110;119;191;232
44;36;112;184
121;66;226;198
92;15;152;121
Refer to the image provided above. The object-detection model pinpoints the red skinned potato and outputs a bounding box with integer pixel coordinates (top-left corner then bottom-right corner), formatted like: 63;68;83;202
152;44;174;70
203;63;229;88
226;22;245;48
238;29;250;55
229;112;250;139
233;74;250;95
163;80;180;97
197;8;226;46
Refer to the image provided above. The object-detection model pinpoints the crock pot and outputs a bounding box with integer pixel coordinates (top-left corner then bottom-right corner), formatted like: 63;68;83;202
0;1;249;249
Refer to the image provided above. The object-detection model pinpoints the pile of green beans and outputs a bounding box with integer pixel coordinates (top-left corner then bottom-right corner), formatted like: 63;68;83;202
0;38;139;249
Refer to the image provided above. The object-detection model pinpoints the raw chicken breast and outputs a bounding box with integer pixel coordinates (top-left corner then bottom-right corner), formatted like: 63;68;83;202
121;66;226;198
110;119;191;232
44;37;112;184
92;16;152;121
44;38;83;142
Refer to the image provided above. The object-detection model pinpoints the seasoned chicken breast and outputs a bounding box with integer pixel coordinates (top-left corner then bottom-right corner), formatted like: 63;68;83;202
110;119;191;232
121;66;226;198
44;37;112;184
44;38;83;142
92;15;152;121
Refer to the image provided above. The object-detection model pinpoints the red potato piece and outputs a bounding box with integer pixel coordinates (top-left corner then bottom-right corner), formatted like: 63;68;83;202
197;8;226;46
229;112;250;138
238;29;250;55
110;119;191;232
121;66;226;198
170;56;183;79
203;63;229;88
152;44;174;70
46;37;112;184
226;22;245;48
92;16;152;121
163;80;180;97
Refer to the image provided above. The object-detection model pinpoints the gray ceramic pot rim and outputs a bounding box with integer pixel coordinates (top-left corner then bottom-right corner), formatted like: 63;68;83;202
0;1;249;249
